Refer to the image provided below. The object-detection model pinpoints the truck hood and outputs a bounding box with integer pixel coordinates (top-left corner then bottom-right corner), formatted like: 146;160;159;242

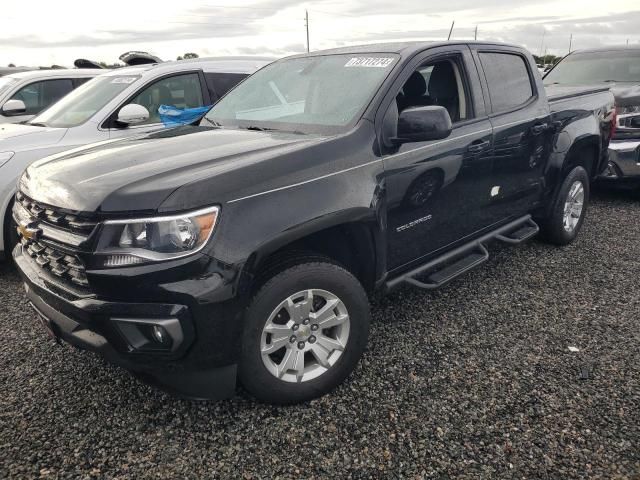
20;126;325;213
0;122;67;151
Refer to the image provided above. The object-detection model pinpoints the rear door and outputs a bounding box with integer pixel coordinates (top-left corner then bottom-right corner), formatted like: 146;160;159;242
378;45;495;272
472;46;553;219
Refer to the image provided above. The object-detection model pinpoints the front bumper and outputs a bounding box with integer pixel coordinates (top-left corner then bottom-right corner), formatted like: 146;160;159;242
599;139;640;181
14;245;244;400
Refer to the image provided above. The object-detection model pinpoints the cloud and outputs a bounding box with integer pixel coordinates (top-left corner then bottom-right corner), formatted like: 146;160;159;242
1;0;639;66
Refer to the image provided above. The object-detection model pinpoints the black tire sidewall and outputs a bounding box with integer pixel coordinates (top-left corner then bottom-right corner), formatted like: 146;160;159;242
544;166;590;245
239;262;370;404
3;200;18;263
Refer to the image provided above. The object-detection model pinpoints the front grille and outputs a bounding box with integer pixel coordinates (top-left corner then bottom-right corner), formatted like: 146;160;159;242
21;237;89;287
14;191;96;290
15;191;98;235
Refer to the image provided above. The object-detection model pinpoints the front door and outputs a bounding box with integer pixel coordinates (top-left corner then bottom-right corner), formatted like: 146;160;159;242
107;71;210;139
380;47;495;272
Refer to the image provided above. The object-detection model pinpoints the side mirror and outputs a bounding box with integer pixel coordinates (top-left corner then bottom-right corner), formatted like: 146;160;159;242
117;103;150;125
2;99;26;116
396;106;453;144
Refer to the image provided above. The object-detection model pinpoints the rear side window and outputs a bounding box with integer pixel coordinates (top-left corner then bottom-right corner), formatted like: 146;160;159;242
479;52;534;113
10;78;74;115
205;73;248;100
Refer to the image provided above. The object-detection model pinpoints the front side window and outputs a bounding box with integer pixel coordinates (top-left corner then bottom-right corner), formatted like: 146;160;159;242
479;52;534;113
125;73;204;125
30;75;141;128
11;78;74;115
395;58;470;123
204;54;399;134
544;50;640;85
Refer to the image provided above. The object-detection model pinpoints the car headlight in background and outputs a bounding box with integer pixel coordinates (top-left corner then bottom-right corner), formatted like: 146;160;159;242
96;206;219;267
616;105;640;131
0;151;15;169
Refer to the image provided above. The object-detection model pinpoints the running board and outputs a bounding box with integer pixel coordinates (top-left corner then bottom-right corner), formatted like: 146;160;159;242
385;215;539;292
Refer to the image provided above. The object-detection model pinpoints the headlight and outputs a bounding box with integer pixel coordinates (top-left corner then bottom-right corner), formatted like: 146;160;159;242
96;206;219;267
0;151;15;169
616;105;640;115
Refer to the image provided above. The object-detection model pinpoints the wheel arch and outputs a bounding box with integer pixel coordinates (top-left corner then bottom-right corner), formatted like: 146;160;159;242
241;217;383;296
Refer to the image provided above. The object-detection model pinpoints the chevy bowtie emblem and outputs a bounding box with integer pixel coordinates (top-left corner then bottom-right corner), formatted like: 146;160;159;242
17;222;41;241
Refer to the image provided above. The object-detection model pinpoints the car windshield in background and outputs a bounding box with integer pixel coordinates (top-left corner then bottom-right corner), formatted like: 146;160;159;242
204;54;399;134
0;77;17;97
544;50;640;85
29;75;141;128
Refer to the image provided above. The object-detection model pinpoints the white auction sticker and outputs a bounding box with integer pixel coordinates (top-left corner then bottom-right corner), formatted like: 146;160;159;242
345;57;394;68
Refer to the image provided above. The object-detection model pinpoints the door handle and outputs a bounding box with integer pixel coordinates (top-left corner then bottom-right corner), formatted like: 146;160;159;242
467;140;490;153
530;123;548;135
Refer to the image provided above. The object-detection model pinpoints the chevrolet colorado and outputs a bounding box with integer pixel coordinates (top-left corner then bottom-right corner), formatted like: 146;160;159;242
13;42;615;404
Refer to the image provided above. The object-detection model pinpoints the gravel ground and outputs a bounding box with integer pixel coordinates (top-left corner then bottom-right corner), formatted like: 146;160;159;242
0;188;639;479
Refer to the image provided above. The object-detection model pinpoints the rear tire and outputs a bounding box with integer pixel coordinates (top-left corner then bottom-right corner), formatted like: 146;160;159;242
239;259;370;404
539;166;590;246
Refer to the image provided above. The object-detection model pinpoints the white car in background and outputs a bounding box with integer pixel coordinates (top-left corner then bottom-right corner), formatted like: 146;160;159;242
0;56;272;259
0;69;103;124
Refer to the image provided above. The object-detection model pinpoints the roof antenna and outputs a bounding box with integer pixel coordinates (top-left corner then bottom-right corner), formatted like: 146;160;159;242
447;21;455;41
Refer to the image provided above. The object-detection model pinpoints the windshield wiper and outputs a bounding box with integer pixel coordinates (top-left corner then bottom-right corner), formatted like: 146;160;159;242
27;122;48;127
201;117;223;128
242;125;276;131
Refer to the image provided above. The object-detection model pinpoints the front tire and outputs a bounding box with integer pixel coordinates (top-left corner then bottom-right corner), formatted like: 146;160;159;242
539;166;590;245
239;260;370;404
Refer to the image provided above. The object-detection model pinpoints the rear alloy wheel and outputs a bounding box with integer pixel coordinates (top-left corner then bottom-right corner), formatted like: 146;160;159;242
239;260;370;404
539;166;590;245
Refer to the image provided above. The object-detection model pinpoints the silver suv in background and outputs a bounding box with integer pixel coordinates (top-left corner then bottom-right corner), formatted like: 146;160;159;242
544;47;640;184
0;69;103;124
0;56;272;259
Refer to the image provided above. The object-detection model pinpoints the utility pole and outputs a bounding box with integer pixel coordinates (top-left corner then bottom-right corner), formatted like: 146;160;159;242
474;25;478;41
305;10;310;53
539;28;546;58
447;20;455;41
569;33;573;54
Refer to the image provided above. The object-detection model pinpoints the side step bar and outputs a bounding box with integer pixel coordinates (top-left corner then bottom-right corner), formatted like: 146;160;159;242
385;215;539;292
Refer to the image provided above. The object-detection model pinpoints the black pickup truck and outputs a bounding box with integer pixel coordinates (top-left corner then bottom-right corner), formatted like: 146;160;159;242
13;42;615;404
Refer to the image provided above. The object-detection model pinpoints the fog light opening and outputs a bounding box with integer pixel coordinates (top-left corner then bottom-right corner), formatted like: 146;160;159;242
152;325;168;344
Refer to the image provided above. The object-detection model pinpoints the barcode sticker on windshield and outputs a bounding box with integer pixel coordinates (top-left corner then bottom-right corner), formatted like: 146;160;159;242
345;57;394;68
111;77;137;84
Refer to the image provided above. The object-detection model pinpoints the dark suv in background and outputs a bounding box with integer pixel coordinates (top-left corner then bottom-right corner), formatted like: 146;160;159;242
544;47;640;184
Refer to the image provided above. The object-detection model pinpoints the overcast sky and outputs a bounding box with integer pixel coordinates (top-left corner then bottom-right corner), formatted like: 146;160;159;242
2;0;639;66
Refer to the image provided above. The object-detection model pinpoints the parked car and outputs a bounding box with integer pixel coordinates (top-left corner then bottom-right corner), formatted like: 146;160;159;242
544;47;640;184
0;69;102;124
0;56;272;260
12;42;615;404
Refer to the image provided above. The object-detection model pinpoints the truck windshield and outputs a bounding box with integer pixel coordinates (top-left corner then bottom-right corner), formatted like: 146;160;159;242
28;75;141;128
544;50;640;85
204;54;399;134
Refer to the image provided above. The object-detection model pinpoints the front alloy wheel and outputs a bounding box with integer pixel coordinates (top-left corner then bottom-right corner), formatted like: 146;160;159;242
260;289;350;383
